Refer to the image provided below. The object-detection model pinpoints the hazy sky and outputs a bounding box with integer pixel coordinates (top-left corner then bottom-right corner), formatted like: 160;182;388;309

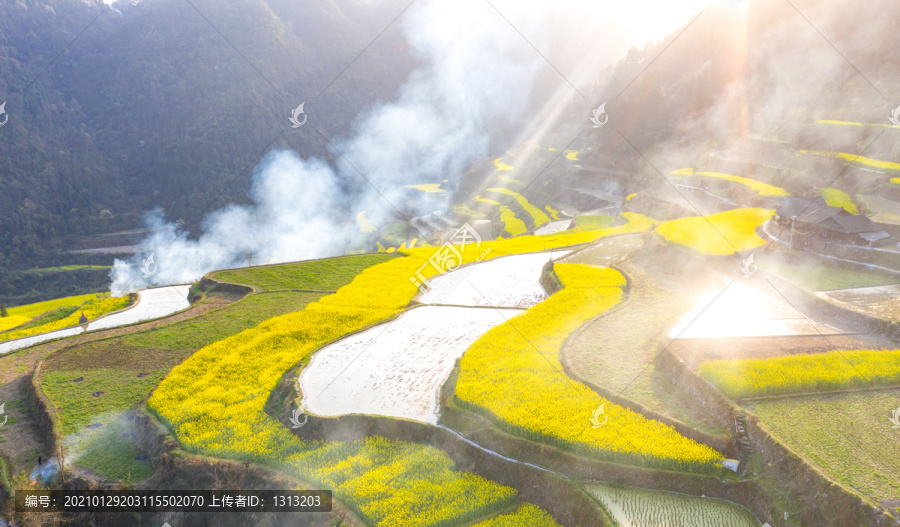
491;0;713;47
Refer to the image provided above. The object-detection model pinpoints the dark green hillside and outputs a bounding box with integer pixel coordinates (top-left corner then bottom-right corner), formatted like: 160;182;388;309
0;0;414;275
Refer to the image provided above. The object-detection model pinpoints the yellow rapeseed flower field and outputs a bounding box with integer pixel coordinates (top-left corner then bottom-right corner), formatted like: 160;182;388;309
491;212;654;254
149;253;519;525
499;206;528;236
699;349;900;398
0;294;131;342
545;205;560;220
820;188;859;214
473;503;561;526
800;150;900;173
454;263;724;472
148;214;661;524
494;158;514;171
671;168;789;197
655;208;774;256
3;293;100;319
404;183;447;194
487;188;552;228
0;315;30;333
814;120;893;128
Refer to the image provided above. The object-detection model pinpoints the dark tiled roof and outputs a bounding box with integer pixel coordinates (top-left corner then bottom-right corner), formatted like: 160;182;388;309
830;212;883;234
777;196;888;236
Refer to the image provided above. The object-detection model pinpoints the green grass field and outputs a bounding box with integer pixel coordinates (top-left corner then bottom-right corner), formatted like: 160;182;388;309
750;389;900;503
40;289;328;480
42;292;325;432
39;255;397;481
64;411;154;481
211;253;396;291
589;484;759;527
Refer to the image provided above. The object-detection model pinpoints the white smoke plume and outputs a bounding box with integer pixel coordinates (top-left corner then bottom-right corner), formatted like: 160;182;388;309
110;152;348;294
335;0;542;222
110;0;543;295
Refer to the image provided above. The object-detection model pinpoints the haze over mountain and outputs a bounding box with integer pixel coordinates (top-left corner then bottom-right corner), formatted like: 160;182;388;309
2;0;900;302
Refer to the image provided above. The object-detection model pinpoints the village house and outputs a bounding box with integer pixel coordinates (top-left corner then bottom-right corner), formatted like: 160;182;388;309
774;196;891;251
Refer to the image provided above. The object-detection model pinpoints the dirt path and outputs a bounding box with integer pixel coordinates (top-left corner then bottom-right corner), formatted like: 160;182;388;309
0;290;241;479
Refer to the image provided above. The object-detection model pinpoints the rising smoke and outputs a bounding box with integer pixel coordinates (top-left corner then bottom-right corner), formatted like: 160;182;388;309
110;0;543;295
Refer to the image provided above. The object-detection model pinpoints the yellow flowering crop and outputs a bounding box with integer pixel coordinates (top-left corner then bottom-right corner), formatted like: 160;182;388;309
494;158;514;171
148;215;663;523
454;204;486;218
671;168;789;197
820;188;859;214
355;211;377;233
499;206;528;235
455;263;724;472
149;253;523;525
0;316;30;333
3;293;99;320
801;150;900;172
473;503;561;526
404;183;447;194
487;188;551;228
545;205;560;220
655;208;774;256
815;120;892;128
491;212;654;253
0;294;132;342
699;349;900;399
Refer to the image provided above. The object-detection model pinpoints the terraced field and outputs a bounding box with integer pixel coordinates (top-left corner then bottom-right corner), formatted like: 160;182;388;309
590;484;758;527
14;204;892;526
146;249;567;525
561;256;729;438
34;258;370;481
455;263;724;471
655;208;773;256
671;168;790;197
0;293;132;344
0;286;194;355
749;389;900;504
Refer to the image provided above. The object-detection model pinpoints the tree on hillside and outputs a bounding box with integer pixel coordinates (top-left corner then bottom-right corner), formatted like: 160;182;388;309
0;303;7;317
